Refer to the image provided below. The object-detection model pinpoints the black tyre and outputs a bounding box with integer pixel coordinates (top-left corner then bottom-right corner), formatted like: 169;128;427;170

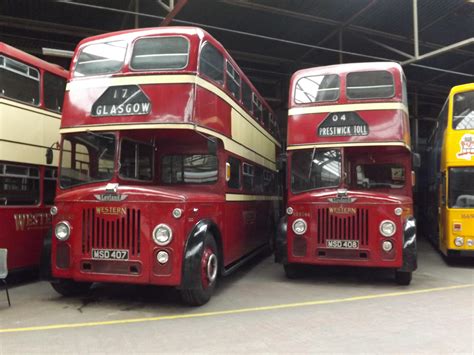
180;234;218;306
283;263;301;279
51;279;92;297
395;271;412;285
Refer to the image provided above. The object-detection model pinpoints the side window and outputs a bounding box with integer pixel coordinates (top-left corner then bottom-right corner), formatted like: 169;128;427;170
161;155;218;184
263;170;276;194
242;80;252;113
44;167;57;205
262;108;269;127
0;163;40;206
119;140;153;181
226;62;241;100
227;156;241;189
242;163;254;191
252;93;262;121
0;55;40;106
43;72;66;112
199;43;224;85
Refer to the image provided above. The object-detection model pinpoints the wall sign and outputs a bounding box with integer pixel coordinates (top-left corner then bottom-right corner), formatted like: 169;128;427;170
92;85;151;117
318;112;369;137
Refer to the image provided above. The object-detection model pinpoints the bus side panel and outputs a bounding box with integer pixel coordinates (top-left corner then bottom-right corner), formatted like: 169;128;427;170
0;206;51;270
193;85;231;136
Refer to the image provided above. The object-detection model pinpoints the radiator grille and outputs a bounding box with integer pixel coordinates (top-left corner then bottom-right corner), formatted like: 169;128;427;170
316;208;369;246
81;208;141;256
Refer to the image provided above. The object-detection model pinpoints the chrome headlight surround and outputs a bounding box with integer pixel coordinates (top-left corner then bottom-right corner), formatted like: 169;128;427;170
152;224;173;246
379;220;396;237
55;221;71;241
292;218;307;235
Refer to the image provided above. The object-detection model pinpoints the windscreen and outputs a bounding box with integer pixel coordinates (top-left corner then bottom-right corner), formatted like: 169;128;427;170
131;36;189;70
294;74;339;104
355;164;405;189
161;155;218;184
291;149;341;193
59;132;115;188
449;167;474;208
452;91;474;130
74;41;127;77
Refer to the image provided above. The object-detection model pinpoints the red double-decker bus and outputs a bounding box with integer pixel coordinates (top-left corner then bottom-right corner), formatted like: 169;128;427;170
44;27;281;305
0;43;68;272
275;62;417;285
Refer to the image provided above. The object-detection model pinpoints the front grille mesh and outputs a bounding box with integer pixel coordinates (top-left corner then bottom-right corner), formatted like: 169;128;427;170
316;208;369;246
81;208;141;256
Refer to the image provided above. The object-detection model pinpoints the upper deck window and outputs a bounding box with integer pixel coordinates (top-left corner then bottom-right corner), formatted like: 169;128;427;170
44;72;66;112
346;70;394;100
294;74;339;104
242;80;252;113
74;40;127;77
226;62;241;100
199;43;224;85
0;55;40;106
452;91;474;130
131;36;189;71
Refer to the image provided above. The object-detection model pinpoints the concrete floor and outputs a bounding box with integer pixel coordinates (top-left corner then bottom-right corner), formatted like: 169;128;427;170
0;238;473;354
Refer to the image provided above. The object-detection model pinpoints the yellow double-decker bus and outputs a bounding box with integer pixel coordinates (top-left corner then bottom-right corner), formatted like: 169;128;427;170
426;83;474;257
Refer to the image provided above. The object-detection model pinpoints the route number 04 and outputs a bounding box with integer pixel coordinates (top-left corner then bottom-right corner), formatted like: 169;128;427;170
332;113;346;122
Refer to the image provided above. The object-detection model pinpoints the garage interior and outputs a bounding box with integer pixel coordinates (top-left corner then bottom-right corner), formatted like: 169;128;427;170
0;0;473;353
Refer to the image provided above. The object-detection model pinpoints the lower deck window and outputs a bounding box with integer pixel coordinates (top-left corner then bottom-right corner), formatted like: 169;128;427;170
449;167;474;208
162;155;218;184
0;163;40;206
119;140;153;181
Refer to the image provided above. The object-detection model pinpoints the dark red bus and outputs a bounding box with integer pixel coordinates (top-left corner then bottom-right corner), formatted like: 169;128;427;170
44;27;281;305
0;43;68;272
275;62;417;285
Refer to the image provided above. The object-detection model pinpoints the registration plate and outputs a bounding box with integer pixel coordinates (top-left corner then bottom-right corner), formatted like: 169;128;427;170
91;249;129;260
326;240;359;249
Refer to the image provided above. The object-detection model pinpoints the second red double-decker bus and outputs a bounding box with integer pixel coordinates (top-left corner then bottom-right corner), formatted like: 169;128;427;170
44;27;281;305
0;43;68;272
275;62;417;285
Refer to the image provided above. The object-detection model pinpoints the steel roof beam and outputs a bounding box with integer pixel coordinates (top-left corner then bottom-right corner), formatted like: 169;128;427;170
160;0;188;26
221;0;474;58
402;37;474;65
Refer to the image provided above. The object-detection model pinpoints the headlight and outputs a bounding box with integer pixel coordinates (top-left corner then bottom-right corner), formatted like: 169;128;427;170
50;206;58;216
380;220;396;237
292;218;307;235
382;240;393;252
454;237;464;247
55;221;71;241
156;250;169;264
152;224;173;245
172;208;183;219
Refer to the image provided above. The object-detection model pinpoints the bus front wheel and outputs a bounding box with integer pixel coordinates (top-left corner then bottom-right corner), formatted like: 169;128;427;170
181;234;218;306
51;279;92;297
395;271;412;285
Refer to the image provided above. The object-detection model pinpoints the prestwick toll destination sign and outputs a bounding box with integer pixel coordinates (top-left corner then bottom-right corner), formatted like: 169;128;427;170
318;111;369;137
92;85;151;117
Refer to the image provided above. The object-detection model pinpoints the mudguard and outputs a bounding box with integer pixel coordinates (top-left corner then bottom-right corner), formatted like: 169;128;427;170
179;219;221;290
274;215;288;264
39;229;54;281
398;217;417;272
